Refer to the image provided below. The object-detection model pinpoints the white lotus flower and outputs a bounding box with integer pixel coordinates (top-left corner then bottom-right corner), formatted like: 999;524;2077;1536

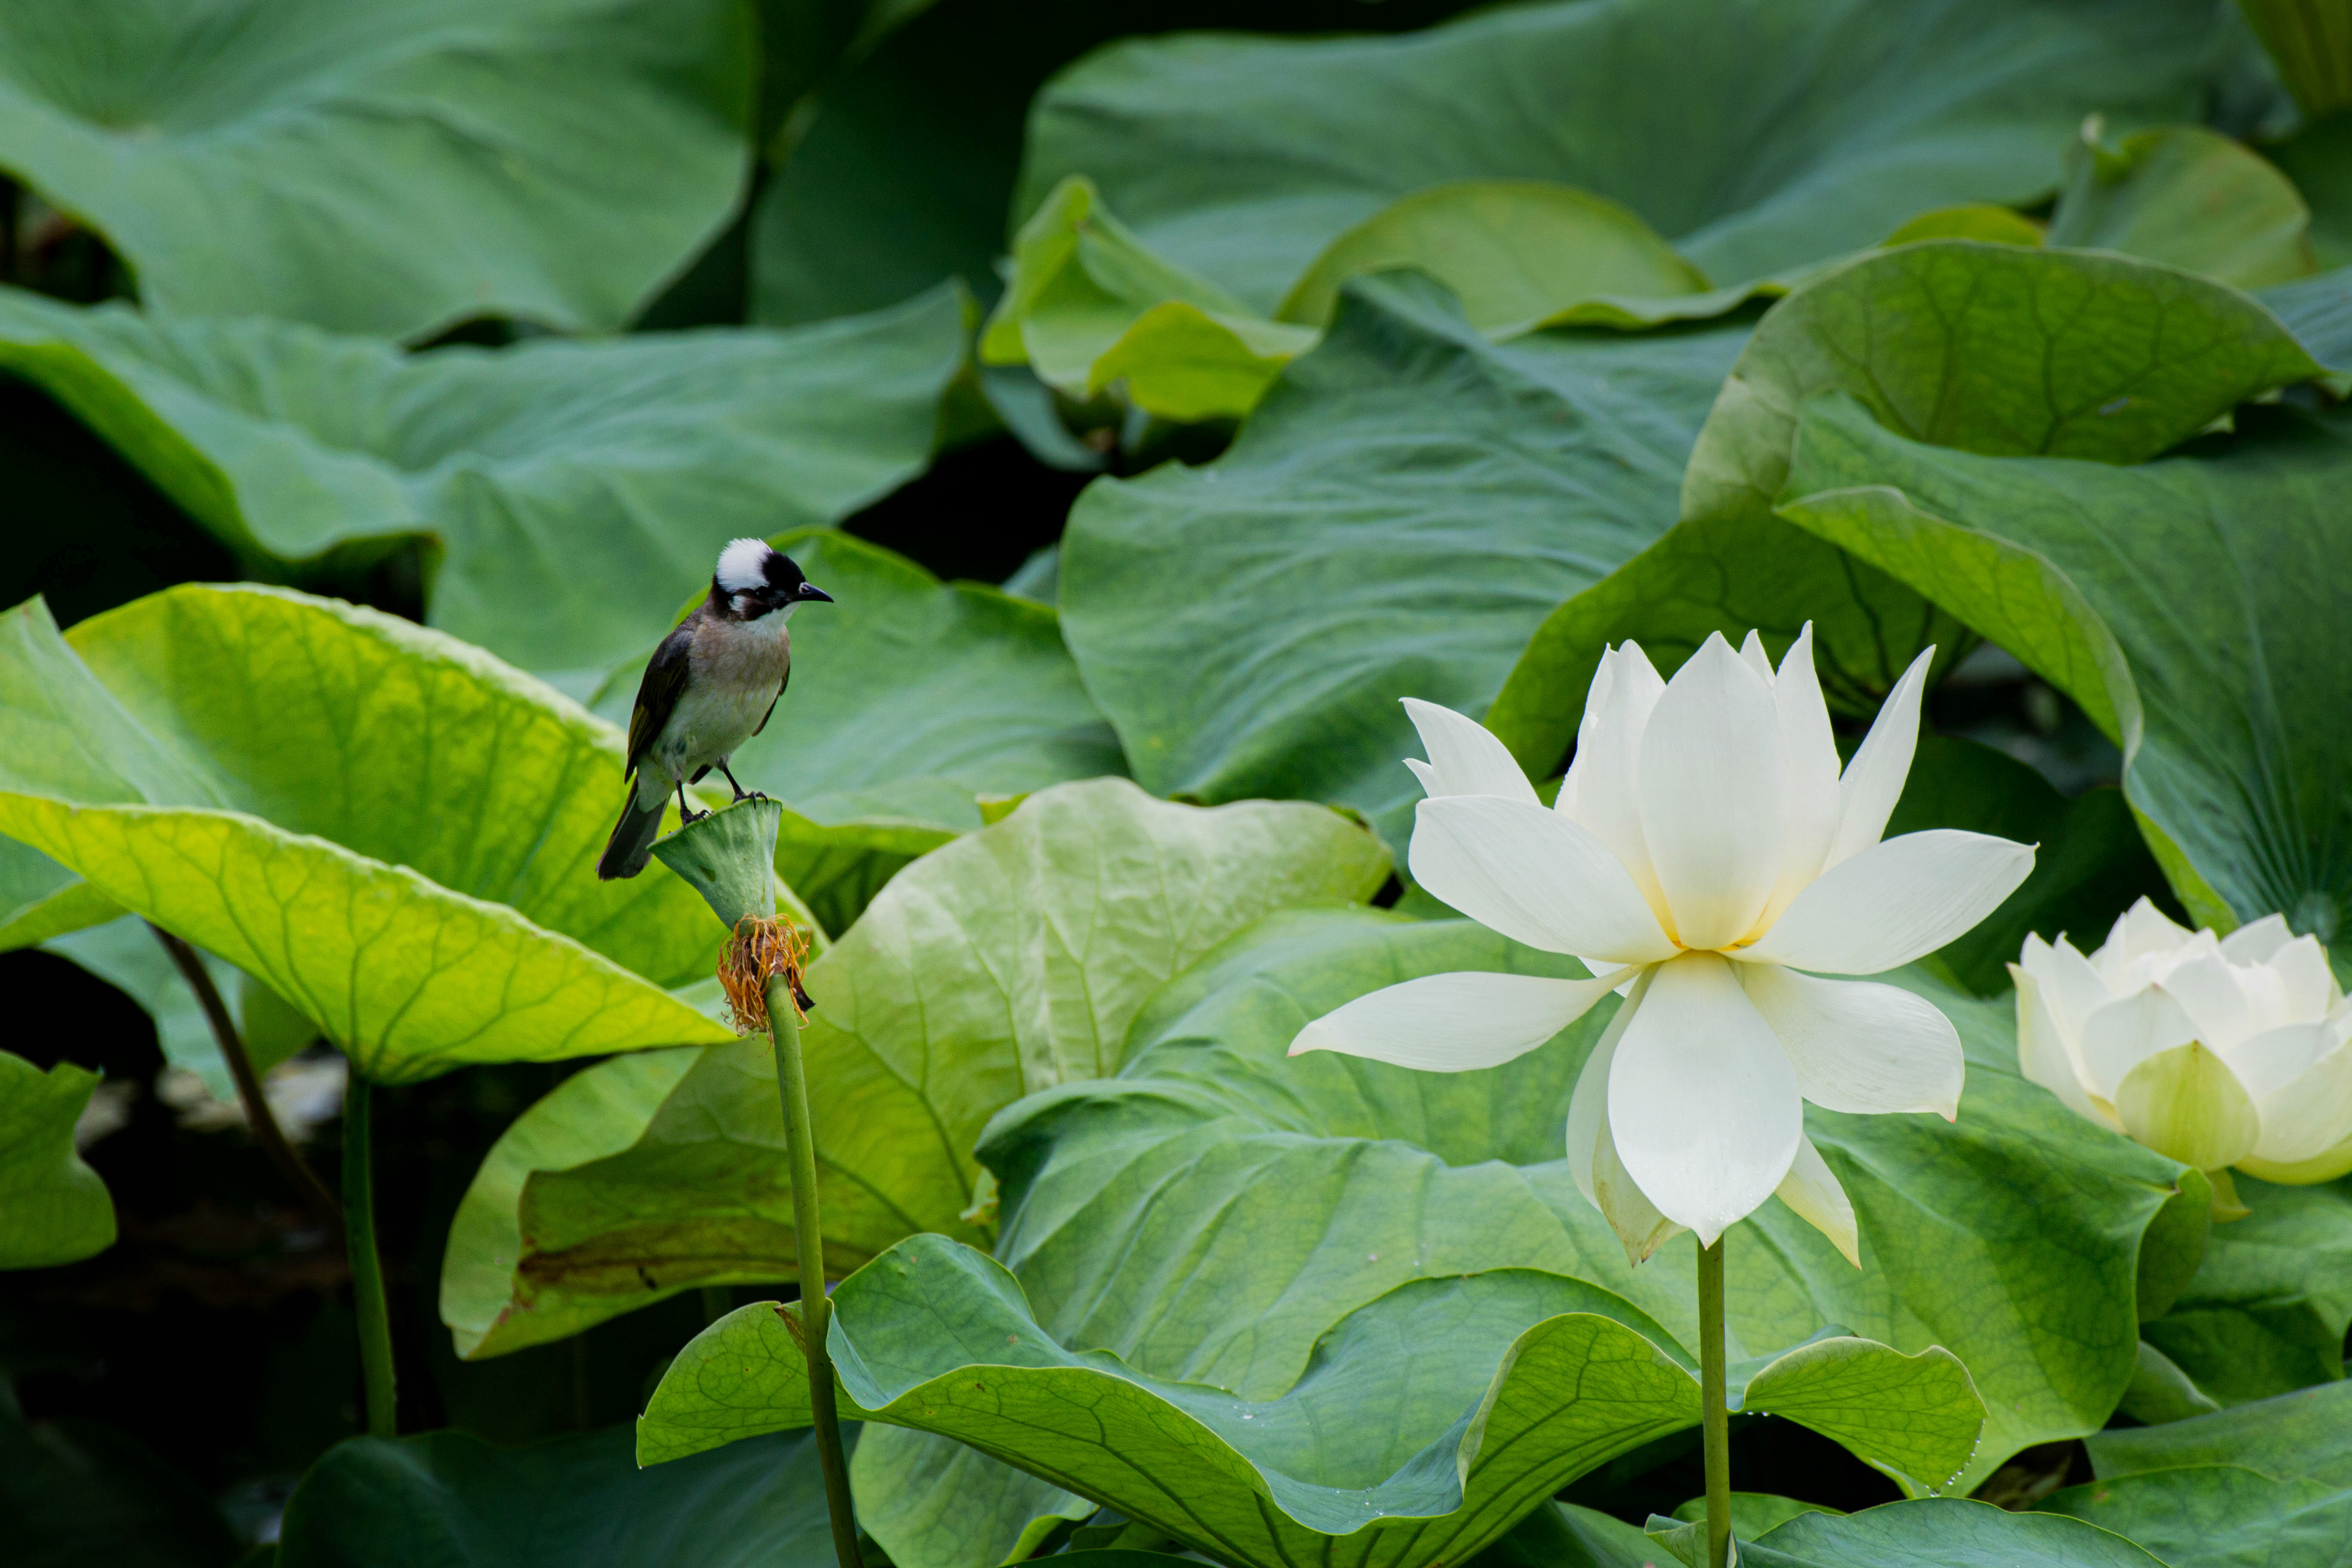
1291;628;2035;1265
2014;899;2352;1208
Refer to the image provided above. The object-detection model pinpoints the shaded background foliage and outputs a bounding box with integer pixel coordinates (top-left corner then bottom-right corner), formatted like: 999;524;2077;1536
1;0;2349;1564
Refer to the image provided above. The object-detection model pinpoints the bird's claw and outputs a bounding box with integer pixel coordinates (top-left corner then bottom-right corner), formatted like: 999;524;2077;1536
680;807;709;825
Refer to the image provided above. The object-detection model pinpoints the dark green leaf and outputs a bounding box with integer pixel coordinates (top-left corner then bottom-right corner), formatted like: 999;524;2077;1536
2087;1379;2352;1485
1779;389;2352;934
640;1239;1975;1568
2047;124;2317;288
0;0;753;339
276;1424;845;1567
1743;1498;2162;1567
1060;273;1747;850
1017;0;2233;312
2048;1464;2352;1568
978;908;2184;1491
2140;1173;2352;1406
0;283;968;680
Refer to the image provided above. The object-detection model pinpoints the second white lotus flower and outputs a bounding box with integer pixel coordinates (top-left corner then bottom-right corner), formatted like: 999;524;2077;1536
1292;628;2035;1265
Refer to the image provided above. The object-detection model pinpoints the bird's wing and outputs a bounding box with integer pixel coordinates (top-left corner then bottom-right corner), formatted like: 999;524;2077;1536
750;652;790;738
624;623;696;776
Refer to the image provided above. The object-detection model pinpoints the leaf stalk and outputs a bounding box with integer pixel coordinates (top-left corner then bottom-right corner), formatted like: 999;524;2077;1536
343;1080;398;1438
147;923;341;1224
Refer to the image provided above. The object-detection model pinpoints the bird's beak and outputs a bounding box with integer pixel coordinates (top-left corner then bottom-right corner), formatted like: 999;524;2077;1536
799;584;833;603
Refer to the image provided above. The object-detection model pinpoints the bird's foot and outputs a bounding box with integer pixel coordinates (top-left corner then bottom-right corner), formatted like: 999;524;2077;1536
679;806;710;825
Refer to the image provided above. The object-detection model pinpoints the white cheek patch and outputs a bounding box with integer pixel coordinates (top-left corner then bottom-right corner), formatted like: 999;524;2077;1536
715;537;772;594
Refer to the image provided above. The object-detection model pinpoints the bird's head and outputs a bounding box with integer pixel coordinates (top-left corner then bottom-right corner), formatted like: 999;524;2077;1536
713;538;832;621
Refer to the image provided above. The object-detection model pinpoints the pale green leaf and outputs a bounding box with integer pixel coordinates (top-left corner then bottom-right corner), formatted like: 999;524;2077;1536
0;587;735;1082
2047;124;2317;288
444;778;1389;1354
1278;181;1711;334
1744;1499;2162;1567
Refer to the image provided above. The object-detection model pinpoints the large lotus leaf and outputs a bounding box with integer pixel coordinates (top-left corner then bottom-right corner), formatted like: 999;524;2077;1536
1490;242;2324;775
586;530;1126;937
1777;389;2352;932
275;1423;847;1567
851;1427;1093;1568
2263;266;2352;374
2139;1174;2352;1406
1015;0;2230;313
1059;272;1748;852
46;914;315;1099
0;1050;113;1268
2046;1465;2352;1568
0;587;735;1082
0;0;750;340
638;1238;1980;1568
2046;125;2318;290
1884;736;2171;996
1743;1499;2162;1568
443;778;1389;1355
2086;1379;2352;1486
2267;117;2352;271
2053;1382;2352;1568
977;907;2187;1494
0;282;968;682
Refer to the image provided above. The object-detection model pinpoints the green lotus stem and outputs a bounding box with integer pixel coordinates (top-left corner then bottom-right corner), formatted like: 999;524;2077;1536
769;973;859;1568
1699;1233;1731;1568
343;1079;397;1438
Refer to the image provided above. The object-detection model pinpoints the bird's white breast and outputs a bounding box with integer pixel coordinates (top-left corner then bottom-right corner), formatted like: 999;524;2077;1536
651;611;792;776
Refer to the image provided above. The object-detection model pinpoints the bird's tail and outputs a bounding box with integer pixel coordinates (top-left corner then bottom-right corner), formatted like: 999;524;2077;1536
597;784;664;881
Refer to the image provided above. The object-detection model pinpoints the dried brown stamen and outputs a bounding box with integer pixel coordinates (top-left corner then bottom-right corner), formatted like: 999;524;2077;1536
717;915;812;1034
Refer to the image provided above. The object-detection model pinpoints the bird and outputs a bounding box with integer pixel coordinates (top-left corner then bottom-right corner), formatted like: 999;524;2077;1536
597;538;832;880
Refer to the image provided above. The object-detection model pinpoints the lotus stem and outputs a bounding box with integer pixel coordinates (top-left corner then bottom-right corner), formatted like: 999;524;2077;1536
769;971;859;1568
343;1080;398;1438
1699;1232;1731;1568
147;922;341;1225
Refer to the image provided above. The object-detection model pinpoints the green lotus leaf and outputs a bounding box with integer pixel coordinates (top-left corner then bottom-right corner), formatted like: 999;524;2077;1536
1777;386;2352;931
275;1424;849;1567
2048;1465;2351;1568
2086;1378;2352;1485
0;0;752;340
2265;116;2352;272
1491;242;2325;780
443;777;1389;1355
1743;1498;2162;1567
1015;0;2231;313
639;1237;1977;1568
0;1049;113;1268
0;586;737;1083
2050;1381;2352;1568
2139;1173;2352;1406
0;282;968;680
2261;266;2352;375
1060;271;1747;851
977;907;2186;1497
2047;124;2318;289
585;530;1126;937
